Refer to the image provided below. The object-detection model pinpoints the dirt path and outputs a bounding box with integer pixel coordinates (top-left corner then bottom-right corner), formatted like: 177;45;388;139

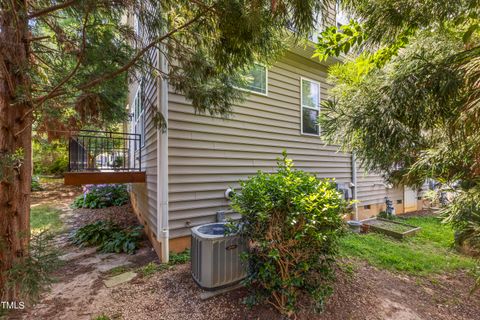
10;181;158;320
8;181;480;319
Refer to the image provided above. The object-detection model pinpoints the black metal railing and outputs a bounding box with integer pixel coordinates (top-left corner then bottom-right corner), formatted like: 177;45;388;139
68;130;142;172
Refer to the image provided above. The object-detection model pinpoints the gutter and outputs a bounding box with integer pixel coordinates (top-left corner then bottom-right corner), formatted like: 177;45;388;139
157;44;169;263
351;152;358;220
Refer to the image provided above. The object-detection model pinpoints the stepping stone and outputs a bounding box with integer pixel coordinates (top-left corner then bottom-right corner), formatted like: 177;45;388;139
104;271;137;288
59;247;97;261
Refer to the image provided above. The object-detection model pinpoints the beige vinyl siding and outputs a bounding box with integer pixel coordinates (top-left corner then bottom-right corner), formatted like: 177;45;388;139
355;164;388;206
387;186;404;203
168;52;353;238
130;47;158;235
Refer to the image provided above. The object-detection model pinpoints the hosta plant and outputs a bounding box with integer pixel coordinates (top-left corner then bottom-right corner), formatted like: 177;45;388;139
72;184;129;209
72;221;143;254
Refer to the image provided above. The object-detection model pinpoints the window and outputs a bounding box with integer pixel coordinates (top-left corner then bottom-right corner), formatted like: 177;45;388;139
238;64;268;95
132;82;145;150
301;78;320;135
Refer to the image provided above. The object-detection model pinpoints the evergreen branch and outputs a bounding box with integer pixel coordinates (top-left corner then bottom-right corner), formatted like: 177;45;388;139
27;35;51;42
15;9;90;136
34;10;89;107
32;7;209;104
28;0;78;19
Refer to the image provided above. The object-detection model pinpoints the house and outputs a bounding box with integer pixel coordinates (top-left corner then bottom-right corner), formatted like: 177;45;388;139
65;6;428;262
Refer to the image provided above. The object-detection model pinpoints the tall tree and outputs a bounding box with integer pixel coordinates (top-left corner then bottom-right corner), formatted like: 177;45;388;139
314;0;480;255
0;0;333;301
314;0;480;187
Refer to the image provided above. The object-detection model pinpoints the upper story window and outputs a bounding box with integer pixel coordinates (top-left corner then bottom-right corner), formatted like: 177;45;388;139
238;63;268;95
301;78;320;136
132;82;145;149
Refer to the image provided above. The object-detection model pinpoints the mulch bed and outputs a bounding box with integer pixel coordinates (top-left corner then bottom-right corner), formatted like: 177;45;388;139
94;259;480;320
70;204;140;230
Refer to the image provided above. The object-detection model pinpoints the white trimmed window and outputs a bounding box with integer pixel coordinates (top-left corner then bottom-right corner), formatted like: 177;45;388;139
132;82;145;149
239;64;268;95
301;78;320;136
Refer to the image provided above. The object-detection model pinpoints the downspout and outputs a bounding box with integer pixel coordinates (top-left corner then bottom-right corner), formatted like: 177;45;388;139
351;152;358;220
157;44;169;263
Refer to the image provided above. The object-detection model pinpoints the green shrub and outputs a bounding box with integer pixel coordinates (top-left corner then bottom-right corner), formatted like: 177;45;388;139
230;153;348;316
377;211;393;220
72;221;143;254
5;231;62;304
31;175;43;191
48;157;68;175
442;187;480;252
72;184;129;209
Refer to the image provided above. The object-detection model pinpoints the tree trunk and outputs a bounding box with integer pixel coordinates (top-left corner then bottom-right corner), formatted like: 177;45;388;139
0;0;32;301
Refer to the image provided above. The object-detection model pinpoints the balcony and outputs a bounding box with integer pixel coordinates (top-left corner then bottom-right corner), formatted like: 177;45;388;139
64;130;146;185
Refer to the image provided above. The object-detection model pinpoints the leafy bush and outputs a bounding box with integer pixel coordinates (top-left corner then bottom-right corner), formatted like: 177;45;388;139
5;231;62;304
31;175;43;191
377;211;393;220
72;221;143;254
442;187;480;253
33;139;68;175
72;184;129;209
48;157;68;175
230;153;348;316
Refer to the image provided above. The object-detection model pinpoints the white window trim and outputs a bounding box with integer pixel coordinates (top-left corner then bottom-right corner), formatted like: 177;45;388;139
132;82;145;149
235;63;269;96
300;77;321;136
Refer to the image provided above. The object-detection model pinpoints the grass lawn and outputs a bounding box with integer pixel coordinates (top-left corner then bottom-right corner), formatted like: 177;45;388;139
339;215;476;275
30;205;64;234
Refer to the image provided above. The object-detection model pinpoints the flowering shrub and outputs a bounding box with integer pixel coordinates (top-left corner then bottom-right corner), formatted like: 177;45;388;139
72;184;129;209
231;153;348;316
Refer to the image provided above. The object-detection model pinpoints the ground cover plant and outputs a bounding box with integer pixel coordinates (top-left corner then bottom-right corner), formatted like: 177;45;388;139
72;184;129;209
340;216;475;275
72;221;143;254
231;153;348;316
136;249;191;277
